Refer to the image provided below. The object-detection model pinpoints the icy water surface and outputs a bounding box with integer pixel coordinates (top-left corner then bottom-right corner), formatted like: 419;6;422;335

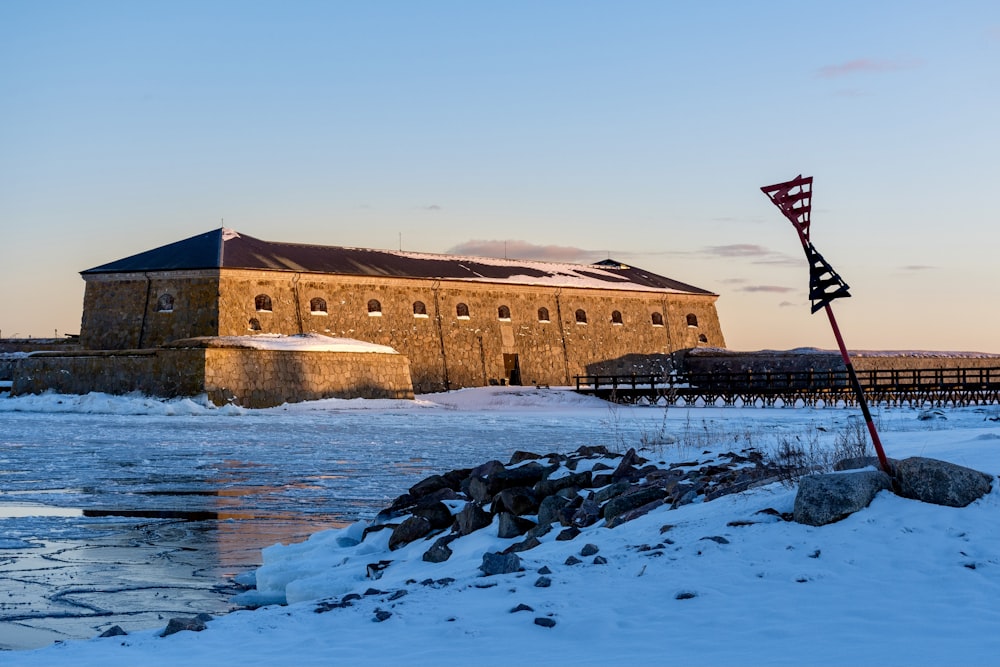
0;404;619;650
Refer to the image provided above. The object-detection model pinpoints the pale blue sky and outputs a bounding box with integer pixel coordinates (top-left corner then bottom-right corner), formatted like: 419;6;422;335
2;1;998;351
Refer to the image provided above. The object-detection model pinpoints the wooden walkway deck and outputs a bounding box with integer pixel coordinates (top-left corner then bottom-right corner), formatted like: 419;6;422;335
574;367;1000;407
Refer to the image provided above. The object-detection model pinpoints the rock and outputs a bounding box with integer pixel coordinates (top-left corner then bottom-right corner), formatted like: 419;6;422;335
534;576;552;588
480;551;522;576
534;471;592;498
423;534;458;563
99;625;127;638
564;555;582;566
537;495;570;526
793;470;892;526
833;456;892;472
538;565;552;575
505;536;542;553
409;474;450;498
411;501;454;530
366;560;394;579
576;444;610;457
534;617;557;628
388;589;408;601
611;448;646;482
510;603;534;613
700;535;730;544
606;499;664;528
492;462;551;491
494;487;539;516
373;609;392;622
526;521;553;540
592;555;608;565
555;526;580;541
160;615;208;637
593;479;631;504
675;591;697;600
893;457;993;507
455;502;492;535
497;512;536;538
388;515;433;550
580;543;600;557
603;486;665;523
509;451;543;464
570;497;601;527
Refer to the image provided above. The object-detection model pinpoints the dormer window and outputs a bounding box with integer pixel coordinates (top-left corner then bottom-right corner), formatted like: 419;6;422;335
368;299;382;316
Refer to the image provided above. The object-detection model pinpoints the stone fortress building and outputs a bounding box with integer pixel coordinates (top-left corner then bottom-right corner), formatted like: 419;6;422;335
13;228;726;405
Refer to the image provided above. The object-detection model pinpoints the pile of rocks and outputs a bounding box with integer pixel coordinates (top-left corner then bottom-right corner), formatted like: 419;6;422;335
368;444;785;561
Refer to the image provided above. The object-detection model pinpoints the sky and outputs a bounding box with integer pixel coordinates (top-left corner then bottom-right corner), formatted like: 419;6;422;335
2;1;998;351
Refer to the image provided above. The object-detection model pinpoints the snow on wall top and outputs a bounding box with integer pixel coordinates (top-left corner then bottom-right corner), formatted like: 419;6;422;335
169;333;399;354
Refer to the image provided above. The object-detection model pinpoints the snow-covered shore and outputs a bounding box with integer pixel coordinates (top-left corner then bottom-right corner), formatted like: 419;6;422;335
5;390;1000;666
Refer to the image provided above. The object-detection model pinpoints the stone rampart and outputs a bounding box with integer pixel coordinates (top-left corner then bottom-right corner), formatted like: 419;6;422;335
679;348;1000;376
12;345;413;408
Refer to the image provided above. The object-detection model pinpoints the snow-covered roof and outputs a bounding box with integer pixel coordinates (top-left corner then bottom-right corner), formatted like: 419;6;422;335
81;228;716;296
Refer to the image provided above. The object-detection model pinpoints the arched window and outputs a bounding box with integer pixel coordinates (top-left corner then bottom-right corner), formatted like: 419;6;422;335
611;310;623;325
310;297;327;314
651;312;664;327
456;302;470;318
255;294;272;312
575;309;587;324
498;305;511;320
413;301;427;317
155;293;174;312
686;313;699;328
248;318;262;331
698;334;709;344
537;307;550;322
367;299;382;316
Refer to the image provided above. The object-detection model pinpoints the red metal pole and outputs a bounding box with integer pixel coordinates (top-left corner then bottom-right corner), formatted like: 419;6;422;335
822;303;891;473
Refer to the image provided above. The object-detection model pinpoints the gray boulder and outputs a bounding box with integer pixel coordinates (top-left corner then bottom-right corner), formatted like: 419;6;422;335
793;470;892;526
537;495;570;526
480;551;522;576
894;457;993;507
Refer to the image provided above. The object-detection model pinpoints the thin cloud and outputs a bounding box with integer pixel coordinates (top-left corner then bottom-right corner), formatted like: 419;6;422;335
704;244;772;258
422;204;442;211
900;264;936;271
445;239;600;263
740;285;797;294
779;301;797;308
702;244;801;266
817;58;921;79
721;278;748;285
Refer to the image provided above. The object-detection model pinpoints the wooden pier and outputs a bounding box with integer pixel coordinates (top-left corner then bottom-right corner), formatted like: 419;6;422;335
574;367;1000;407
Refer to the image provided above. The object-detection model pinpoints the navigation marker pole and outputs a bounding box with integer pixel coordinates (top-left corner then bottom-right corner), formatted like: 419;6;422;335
760;176;891;473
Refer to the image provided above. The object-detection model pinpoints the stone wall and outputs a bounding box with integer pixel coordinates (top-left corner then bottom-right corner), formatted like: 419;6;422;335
679;348;1000;376
12;345;414;408
82;269;725;393
80;271;221;350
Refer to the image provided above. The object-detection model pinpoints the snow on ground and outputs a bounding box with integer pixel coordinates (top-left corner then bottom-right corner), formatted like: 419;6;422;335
5;389;1000;666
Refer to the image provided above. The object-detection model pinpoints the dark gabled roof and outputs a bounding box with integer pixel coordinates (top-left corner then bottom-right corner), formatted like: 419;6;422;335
82;228;715;296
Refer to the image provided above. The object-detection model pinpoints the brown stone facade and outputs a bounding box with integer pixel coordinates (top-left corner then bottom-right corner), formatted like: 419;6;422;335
80;269;726;393
13;346;413;408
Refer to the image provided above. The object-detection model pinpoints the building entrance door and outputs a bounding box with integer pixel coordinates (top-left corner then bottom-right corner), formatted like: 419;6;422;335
503;353;521;386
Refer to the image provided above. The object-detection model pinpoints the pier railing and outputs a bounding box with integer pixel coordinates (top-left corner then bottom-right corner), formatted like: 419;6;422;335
574;367;1000;407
